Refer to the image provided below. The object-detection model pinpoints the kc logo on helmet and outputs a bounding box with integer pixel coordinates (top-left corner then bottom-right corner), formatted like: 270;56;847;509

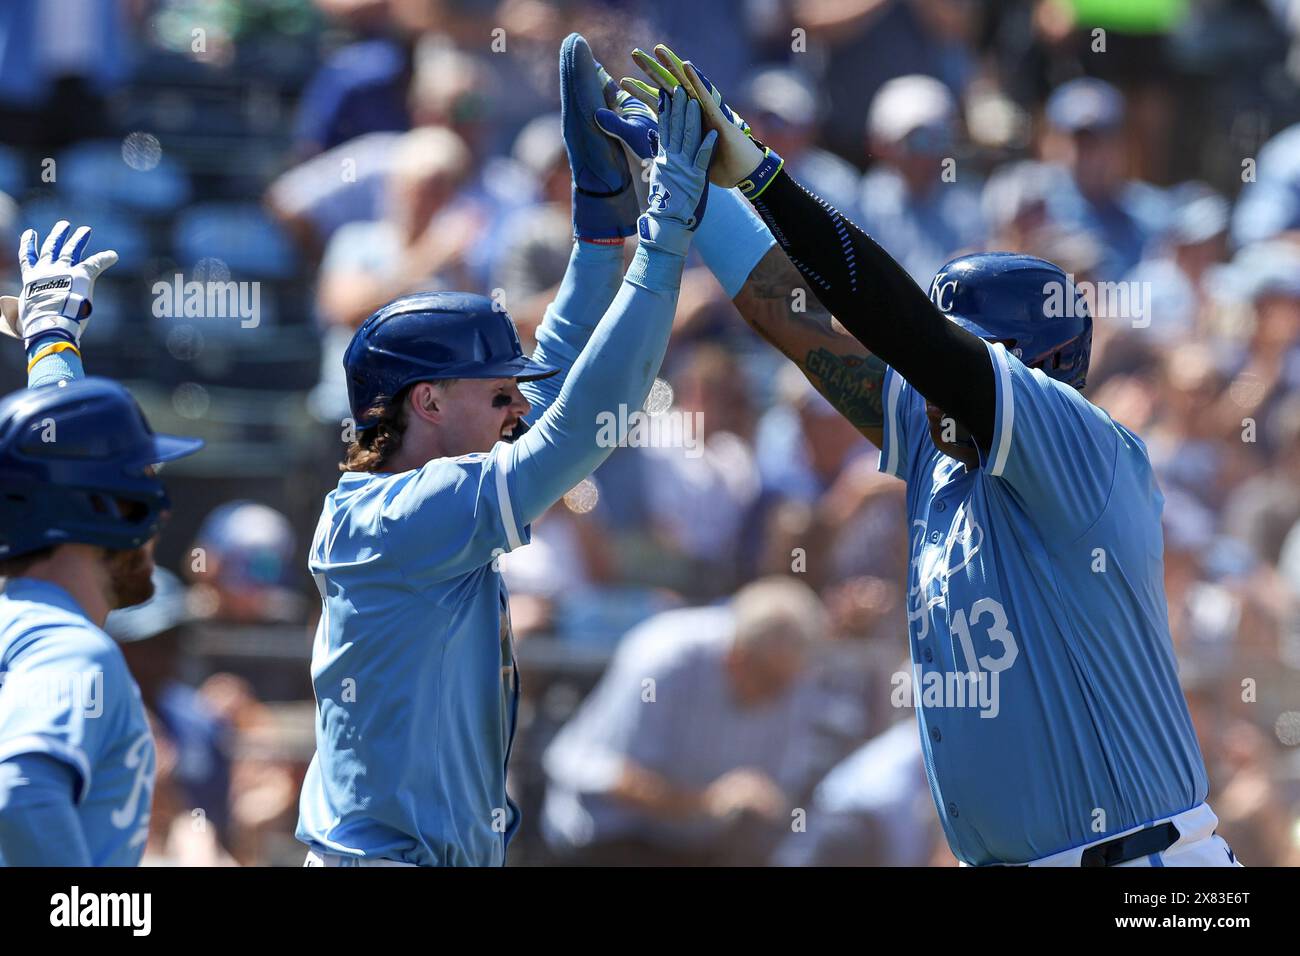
930;272;959;313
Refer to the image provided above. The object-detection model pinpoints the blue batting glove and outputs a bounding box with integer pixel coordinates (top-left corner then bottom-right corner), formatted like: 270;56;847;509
637;86;718;257
594;80;657;162
560;33;638;243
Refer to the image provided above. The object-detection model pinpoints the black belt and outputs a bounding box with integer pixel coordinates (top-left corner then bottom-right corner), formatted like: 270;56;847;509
1080;821;1179;867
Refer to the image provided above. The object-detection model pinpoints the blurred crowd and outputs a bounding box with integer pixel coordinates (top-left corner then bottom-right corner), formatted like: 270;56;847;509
1;0;1299;865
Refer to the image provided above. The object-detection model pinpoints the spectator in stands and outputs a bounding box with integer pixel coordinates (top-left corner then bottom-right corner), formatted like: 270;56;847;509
486;114;573;344
859;74;985;284
1161;489;1270;674
186;501;305;625
642;0;769;96
794;0;976;162
105;568;235;864
1144;342;1236;513
399;0;550;154
292;1;413;158
497;492;616;641
1123;183;1230;345
1038;77;1168;281
981;159;1056;254
771;715;938;866
1193;706;1300;867
1231;122;1300;249
755;368;905;594
541;577;829;865
593;343;762;602
267;39;498;262
266;128;403;263
1198;241;1300;462
1224;395;1300;570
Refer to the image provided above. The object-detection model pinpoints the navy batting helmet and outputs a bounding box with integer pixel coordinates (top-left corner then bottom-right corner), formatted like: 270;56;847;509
928;253;1093;389
0;378;204;559
344;292;560;429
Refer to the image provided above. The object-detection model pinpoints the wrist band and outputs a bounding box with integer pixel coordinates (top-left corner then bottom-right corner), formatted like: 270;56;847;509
26;339;80;372
738;147;785;201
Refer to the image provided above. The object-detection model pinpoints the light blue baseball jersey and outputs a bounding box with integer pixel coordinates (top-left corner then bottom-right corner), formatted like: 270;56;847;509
297;239;697;866
0;579;155;866
878;340;1207;865
297;448;527;866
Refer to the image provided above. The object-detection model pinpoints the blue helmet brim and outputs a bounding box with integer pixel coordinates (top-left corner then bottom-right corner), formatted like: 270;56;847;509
512;356;562;382
433;354;561;382
148;434;206;464
945;312;999;341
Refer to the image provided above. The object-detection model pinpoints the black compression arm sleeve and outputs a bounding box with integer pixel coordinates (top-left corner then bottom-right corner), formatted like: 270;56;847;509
749;169;995;447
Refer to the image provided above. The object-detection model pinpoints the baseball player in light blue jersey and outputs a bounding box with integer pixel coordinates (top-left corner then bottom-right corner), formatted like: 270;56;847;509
295;35;735;867
0;221;203;865
627;45;1239;867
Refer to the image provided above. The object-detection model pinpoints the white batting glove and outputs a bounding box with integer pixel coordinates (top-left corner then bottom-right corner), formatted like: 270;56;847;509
0;220;119;347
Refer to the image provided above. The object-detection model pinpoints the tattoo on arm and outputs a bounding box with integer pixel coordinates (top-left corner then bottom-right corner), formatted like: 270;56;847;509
735;246;886;435
805;347;887;430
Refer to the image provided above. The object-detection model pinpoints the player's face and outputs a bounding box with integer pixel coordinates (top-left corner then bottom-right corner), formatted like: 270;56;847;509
106;539;156;610
925;401;981;469
437;378;532;456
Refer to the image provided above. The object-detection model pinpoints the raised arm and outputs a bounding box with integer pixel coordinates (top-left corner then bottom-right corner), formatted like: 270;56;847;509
597;57;885;444
743;169;993;448
626;47;995;450
507;84;717;525
516;35;635;423
734;245;887;444
0;220;117;389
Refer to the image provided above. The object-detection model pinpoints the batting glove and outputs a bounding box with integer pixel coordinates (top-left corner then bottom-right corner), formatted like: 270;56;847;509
622;45;783;197
637;85;718;258
594;68;658;162
625;45;752;139
561;33;639;243
0;220;118;348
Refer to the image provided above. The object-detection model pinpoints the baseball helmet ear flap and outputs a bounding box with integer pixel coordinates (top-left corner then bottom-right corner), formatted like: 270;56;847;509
928;252;1093;390
344;292;560;430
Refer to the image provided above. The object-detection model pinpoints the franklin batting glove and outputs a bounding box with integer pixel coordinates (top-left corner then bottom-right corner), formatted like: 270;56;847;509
0;220;118;348
561;33;639;243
